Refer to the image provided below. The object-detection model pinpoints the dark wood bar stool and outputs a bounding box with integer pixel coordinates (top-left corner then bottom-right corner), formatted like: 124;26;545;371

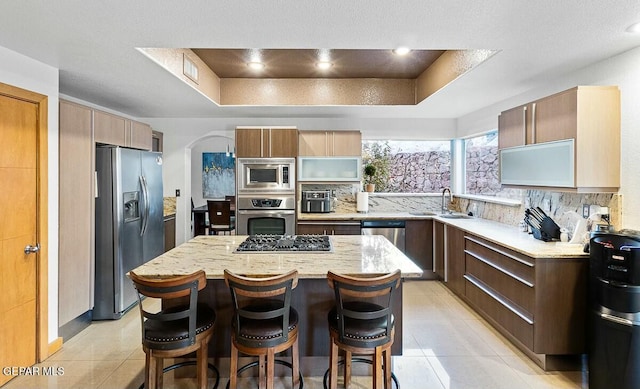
223;269;302;389
129;270;219;389
325;270;401;389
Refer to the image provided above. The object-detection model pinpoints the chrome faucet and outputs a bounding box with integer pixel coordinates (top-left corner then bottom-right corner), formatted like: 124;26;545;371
441;188;452;214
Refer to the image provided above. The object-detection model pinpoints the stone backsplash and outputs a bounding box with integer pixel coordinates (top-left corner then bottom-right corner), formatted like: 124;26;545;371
301;184;621;239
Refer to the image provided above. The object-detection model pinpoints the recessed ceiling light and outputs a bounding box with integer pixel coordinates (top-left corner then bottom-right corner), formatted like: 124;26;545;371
392;47;411;56
247;61;265;70
626;22;640;33
316;61;333;70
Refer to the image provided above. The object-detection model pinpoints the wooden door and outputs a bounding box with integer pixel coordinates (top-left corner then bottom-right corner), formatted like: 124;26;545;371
0;93;39;386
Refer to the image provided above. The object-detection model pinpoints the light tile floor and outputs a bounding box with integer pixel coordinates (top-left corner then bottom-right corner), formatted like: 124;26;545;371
4;281;586;389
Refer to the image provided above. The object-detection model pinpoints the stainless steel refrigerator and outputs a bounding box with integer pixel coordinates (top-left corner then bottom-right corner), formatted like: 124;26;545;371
94;147;164;319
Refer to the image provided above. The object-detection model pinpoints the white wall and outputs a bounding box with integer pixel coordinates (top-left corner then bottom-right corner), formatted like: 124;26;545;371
191;136;235;208
0;46;60;343
457;45;640;230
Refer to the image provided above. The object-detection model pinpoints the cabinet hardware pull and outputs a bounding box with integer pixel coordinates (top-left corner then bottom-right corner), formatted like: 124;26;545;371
464;236;534;267
531;102;537;143
522;106;527;143
465;250;534;287
465;275;534;324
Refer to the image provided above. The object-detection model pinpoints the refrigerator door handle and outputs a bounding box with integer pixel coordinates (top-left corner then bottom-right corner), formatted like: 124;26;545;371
140;175;149;236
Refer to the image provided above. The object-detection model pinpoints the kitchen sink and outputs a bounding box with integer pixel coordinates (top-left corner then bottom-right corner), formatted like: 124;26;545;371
409;211;437;216
439;213;474;219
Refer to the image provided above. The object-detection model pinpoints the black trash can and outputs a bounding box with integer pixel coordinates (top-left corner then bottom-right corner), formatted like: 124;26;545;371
588;231;640;389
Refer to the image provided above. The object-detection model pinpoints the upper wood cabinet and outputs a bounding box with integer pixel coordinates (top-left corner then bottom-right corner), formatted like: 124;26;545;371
498;86;620;192
94;110;127;146
94;110;152;150
128;120;152;150
299;130;362;156
235;127;298;158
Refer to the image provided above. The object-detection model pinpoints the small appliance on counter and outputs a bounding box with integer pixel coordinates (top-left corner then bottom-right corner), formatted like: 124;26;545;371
301;190;332;213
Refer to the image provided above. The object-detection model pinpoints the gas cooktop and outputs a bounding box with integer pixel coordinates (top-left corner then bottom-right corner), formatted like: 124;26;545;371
236;235;332;252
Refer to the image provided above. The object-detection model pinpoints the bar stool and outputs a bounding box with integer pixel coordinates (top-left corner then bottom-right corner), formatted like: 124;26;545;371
223;269;302;389
129;270;219;389
324;270;401;389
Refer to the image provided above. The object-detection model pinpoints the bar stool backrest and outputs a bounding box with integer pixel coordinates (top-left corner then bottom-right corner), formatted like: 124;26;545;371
224;269;298;349
129;270;207;351
327;269;401;349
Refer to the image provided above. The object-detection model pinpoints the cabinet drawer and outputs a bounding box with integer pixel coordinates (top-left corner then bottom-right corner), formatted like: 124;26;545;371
466;252;534;314
465;235;534;284
465;275;534;350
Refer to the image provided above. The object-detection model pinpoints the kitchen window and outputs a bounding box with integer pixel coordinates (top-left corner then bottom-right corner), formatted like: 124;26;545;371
362;140;451;193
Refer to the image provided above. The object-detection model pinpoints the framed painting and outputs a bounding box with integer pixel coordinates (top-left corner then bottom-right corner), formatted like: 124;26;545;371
202;152;235;198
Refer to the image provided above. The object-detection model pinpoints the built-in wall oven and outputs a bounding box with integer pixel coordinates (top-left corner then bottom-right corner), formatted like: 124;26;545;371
235;196;295;235
237;158;295;193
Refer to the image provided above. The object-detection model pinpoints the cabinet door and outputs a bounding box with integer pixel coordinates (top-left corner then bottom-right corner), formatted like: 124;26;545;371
235;128;263;157
433;221;444;279
129;120;152;150
59;100;94;326
151;130;163;152
297;223;328;235
268;128;298;157
298;131;328;156
331;131;362;156
164;217;176;252
405;219;433;278
532;88;577;144
498;105;527;149
94;110;127;146
331;223;361;235
445;225;466;296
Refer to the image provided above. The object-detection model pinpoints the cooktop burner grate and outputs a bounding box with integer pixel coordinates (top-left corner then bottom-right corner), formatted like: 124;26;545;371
236;235;332;252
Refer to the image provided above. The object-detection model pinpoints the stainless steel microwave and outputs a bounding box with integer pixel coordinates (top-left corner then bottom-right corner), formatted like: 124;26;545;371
237;158;295;193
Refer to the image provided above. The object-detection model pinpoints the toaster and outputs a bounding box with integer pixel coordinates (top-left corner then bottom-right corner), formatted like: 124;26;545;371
302;190;332;213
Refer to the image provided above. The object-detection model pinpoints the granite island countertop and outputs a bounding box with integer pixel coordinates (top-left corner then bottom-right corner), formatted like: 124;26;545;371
298;211;589;259
130;234;424;279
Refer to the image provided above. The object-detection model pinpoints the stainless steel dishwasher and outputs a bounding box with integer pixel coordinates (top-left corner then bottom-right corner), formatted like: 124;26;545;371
361;220;406;252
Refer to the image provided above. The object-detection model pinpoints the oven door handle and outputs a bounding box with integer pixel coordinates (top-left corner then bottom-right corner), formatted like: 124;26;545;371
237;209;296;216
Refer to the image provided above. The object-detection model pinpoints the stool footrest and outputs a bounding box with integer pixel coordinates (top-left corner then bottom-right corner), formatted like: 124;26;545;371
226;359;304;389
322;357;399;389
138;361;220;389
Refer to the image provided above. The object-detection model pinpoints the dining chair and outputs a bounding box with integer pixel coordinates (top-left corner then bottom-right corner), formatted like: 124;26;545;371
207;200;235;235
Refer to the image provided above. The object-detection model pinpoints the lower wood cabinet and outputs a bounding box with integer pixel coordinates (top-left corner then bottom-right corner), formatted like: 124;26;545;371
445;224;466;296
164;216;176;252
405;219;434;279
442;224;588;369
296;221;361;235
433;220;445;279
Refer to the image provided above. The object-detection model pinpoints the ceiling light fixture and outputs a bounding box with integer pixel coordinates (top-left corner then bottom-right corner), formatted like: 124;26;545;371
247;61;265;70
316;61;333;70
392;47;411;56
626;22;640;33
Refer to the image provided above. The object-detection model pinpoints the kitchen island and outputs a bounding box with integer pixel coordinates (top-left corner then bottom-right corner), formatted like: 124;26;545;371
130;234;422;374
